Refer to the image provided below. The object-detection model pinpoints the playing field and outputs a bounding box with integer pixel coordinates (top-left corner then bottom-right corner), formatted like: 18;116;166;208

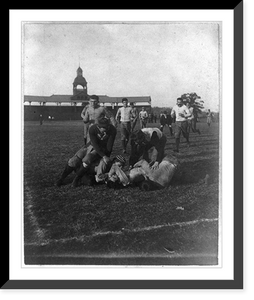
23;119;220;265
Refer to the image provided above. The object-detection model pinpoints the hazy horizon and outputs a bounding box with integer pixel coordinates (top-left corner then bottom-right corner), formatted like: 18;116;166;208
23;22;221;111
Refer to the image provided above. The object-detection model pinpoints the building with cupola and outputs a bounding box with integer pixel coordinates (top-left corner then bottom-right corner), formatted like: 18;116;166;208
71;66;89;100
24;66;152;121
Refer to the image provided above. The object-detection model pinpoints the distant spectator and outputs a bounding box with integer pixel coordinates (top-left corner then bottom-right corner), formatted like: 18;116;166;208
159;111;167;132
150;112;154;123
39;114;43;125
206;109;214;127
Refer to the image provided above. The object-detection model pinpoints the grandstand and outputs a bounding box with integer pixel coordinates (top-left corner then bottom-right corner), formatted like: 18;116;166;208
24;66;152;121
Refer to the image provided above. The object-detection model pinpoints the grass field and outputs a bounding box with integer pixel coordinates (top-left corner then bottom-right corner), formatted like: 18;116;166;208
23;119;220;265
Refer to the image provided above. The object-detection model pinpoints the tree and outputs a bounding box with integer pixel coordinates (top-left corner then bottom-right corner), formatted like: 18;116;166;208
180;92;204;117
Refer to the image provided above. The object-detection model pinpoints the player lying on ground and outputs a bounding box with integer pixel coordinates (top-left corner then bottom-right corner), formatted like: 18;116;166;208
96;155;131;189
96;153;178;191
129;154;179;191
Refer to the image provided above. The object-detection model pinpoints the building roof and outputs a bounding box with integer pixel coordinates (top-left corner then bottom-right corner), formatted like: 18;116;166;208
24;95;72;103
24;94;151;104
98;95;151;104
73;75;87;86
24;95;49;102
48;95;72;102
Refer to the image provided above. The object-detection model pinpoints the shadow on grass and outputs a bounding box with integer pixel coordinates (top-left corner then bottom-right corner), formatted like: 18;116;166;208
171;157;219;186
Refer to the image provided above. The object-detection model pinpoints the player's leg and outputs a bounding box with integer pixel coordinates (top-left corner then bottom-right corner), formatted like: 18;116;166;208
173;122;181;152
181;121;190;146
131;119;137;133
124;122;131;151
72;150;99;187
120;123;127;153
56;164;75;187
83;123;90;145
56;147;87;186
168;123;173;136
193;119;201;134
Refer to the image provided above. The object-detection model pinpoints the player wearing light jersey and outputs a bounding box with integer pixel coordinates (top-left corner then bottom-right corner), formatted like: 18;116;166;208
139;107;148;128
171;97;191;153
141;127;163;141
115;98;133;153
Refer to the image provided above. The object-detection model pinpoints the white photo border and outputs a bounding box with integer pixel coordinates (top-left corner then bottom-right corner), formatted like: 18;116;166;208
6;4;243;289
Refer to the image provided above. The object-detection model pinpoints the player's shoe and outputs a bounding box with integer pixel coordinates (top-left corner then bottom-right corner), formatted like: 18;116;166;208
56;178;63;187
72;176;81;187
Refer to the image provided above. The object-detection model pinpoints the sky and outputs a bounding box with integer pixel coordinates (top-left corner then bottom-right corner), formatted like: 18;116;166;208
23;22;221;111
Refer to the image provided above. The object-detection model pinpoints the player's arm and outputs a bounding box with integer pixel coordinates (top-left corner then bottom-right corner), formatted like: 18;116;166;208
81;105;88;121
132;108;138;121
108;165;116;177
103;107;117;127
115;108;121;123
184;107;191;118
82;108;91;124
155;135;167;163
88;126;107;157
171;108;176;118
106;126;117;155
130;109;134;121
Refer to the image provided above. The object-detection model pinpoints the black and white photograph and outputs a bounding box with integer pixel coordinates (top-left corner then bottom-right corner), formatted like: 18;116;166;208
5;3;246;292
22;20;222;266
